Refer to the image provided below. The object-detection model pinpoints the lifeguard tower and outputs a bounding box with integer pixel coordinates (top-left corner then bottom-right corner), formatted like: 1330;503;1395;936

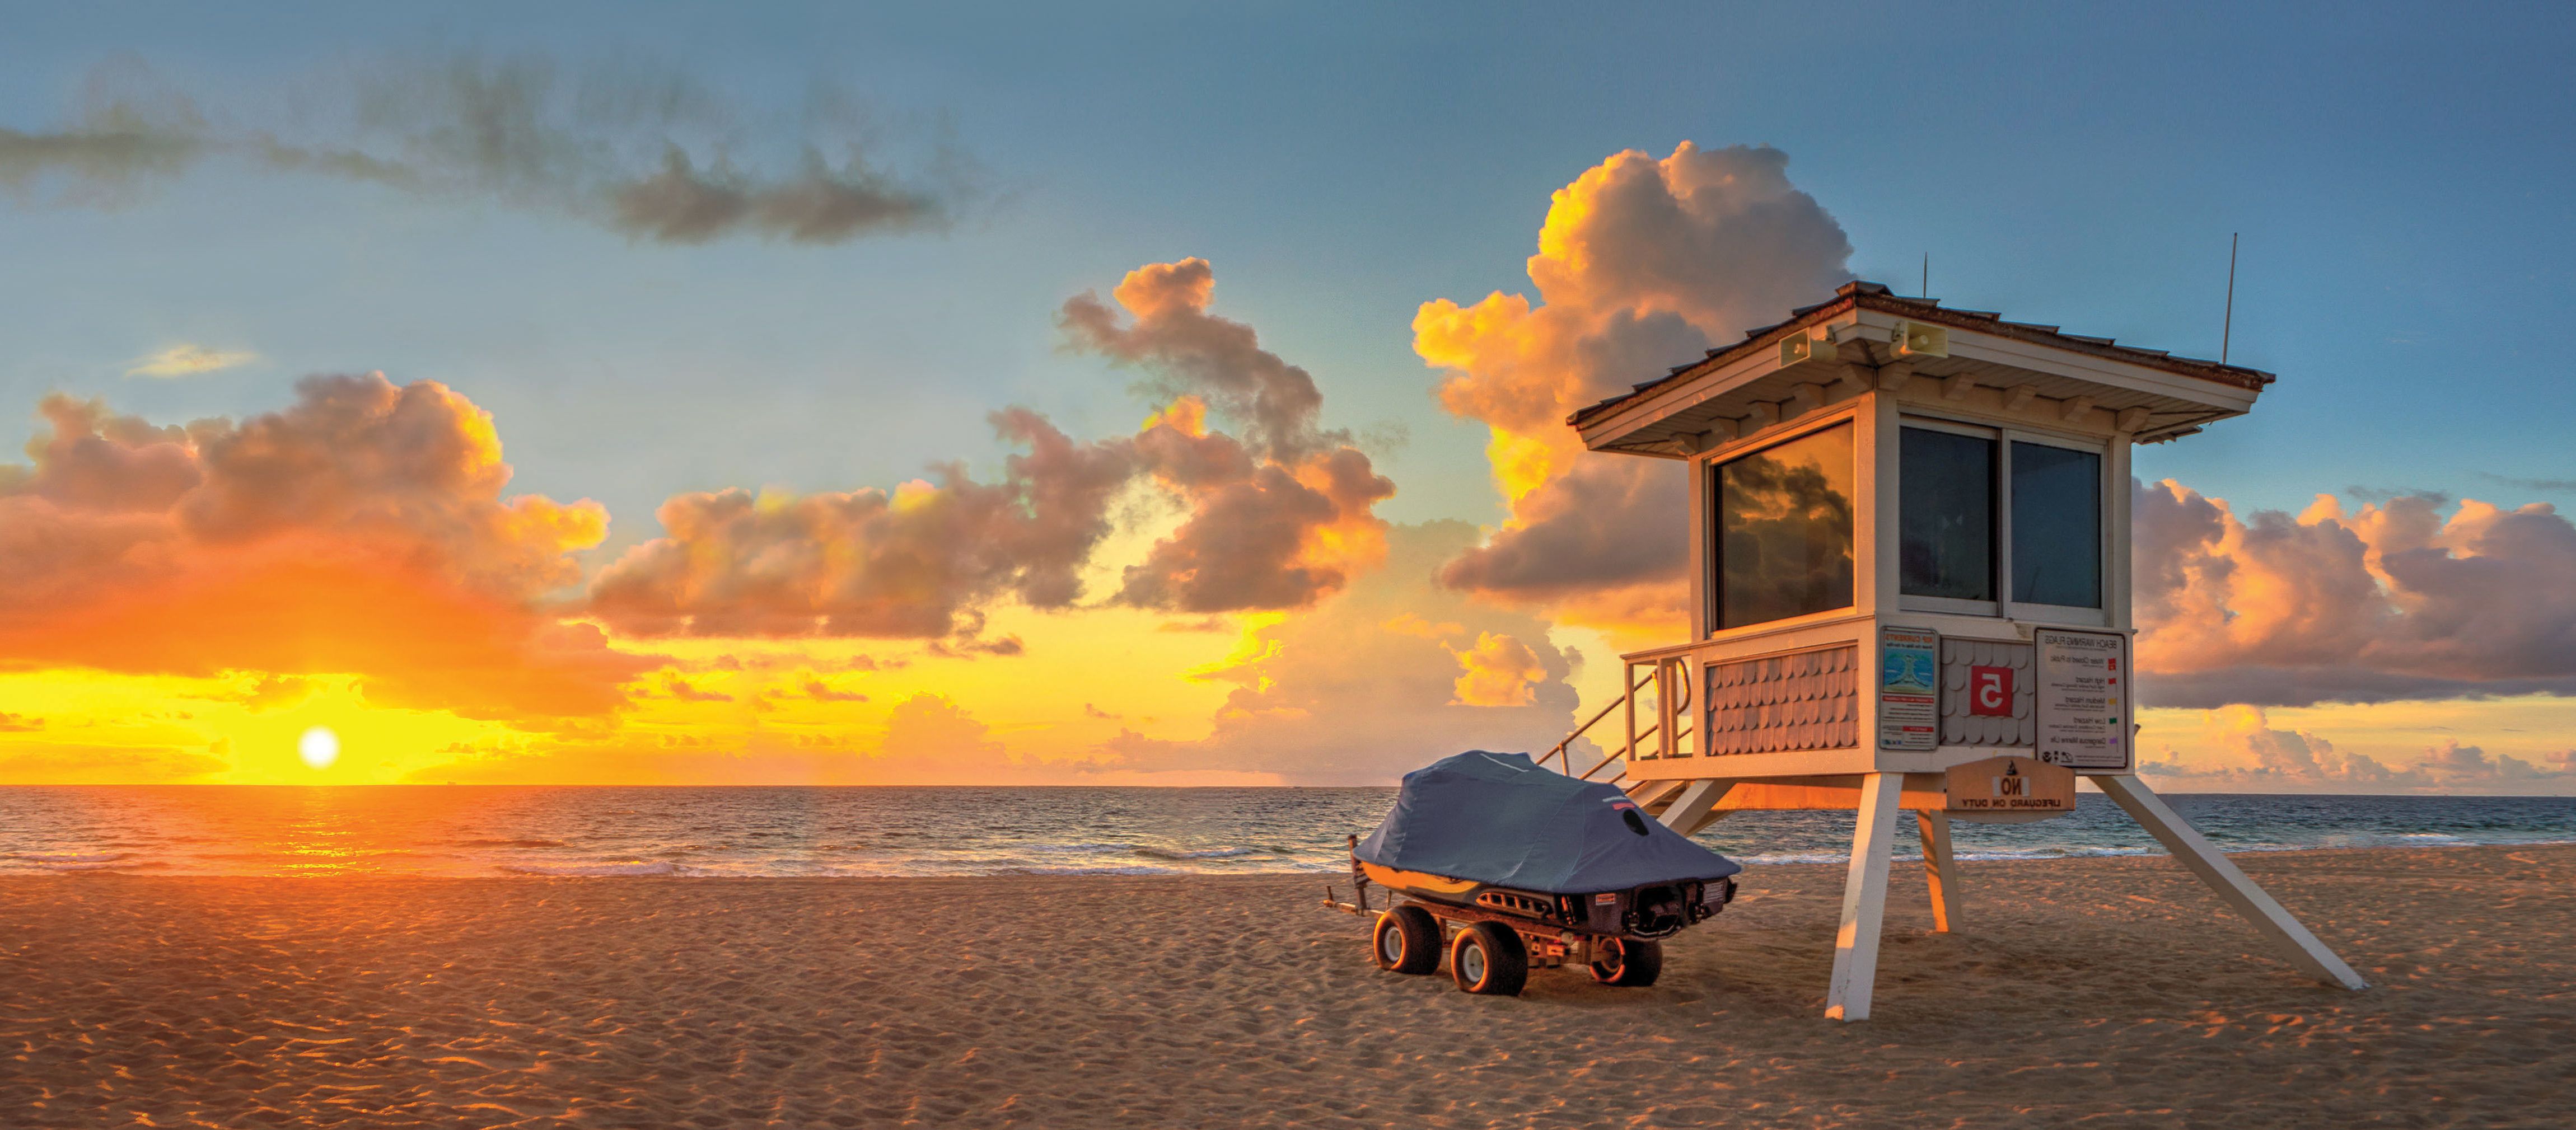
1537;282;2366;1020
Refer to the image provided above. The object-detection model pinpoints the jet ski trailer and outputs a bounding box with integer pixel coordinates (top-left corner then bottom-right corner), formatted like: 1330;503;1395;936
1322;751;1742;996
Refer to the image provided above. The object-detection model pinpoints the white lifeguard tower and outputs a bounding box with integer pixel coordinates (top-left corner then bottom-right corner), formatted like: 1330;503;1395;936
1536;282;2365;1020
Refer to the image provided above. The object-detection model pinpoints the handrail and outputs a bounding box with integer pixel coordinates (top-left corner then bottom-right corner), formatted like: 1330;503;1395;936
1542;649;1700;792
1579;720;1694;782
1536;668;1656;772
1617;639;1707;664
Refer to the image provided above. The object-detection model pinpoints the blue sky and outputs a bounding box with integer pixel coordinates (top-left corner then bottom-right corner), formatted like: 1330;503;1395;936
4;0;2572;541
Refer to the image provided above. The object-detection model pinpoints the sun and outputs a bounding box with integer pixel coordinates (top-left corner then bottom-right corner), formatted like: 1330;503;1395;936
298;726;340;770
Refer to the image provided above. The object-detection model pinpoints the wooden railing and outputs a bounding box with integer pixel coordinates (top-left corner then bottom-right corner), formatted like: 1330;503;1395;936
1535;647;1700;790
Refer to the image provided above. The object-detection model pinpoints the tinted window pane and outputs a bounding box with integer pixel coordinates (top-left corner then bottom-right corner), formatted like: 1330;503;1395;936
2011;442;2101;607
1716;424;1854;628
1900;427;1994;600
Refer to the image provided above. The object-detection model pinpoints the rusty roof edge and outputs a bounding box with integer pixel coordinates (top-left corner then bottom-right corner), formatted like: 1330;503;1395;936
1848;292;2275;390
1564;292;1862;428
1569;282;2275;430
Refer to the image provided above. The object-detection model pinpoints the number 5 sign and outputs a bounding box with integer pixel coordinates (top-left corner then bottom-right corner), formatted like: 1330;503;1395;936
1967;665;2014;716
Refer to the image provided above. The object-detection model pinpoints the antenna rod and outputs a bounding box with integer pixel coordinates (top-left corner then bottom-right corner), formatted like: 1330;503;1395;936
1922;253;1929;298
2221;233;2238;365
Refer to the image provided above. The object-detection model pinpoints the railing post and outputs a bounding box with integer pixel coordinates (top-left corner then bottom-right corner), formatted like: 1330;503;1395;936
1656;659;1676;760
1623;660;1640;766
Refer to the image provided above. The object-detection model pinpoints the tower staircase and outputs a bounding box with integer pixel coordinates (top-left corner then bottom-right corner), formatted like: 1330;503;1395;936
1533;653;1700;824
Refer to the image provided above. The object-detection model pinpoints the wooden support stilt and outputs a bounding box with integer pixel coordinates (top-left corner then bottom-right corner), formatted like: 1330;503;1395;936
1916;809;1959;934
1656;780;1734;836
1825;772;1904;1021
1675;806;1735;838
2093;774;2367;990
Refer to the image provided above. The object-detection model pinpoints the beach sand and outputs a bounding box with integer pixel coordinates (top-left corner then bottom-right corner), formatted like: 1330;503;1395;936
2;845;2569;1128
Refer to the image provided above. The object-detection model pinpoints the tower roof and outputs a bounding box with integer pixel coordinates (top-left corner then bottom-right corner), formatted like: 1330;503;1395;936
1569;281;2272;456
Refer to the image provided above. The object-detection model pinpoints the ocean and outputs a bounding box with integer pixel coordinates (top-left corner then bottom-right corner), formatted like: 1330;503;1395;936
3;786;2573;878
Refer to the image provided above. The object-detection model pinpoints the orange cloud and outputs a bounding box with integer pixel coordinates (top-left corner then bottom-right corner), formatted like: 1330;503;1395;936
1413;143;1851;637
0;374;648;723
2135;482;2576;706
1069;260;1395;612
1063;257;1333;463
588;409;1132;639
1102;521;1584;783
2139;704;2576;793
1448;631;1549;707
594;259;1396;637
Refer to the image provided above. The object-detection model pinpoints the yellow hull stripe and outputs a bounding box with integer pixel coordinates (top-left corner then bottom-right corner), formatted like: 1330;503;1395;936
1360;861;1480;895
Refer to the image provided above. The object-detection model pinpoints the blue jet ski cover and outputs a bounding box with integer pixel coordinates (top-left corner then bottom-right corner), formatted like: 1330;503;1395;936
1354;751;1742;894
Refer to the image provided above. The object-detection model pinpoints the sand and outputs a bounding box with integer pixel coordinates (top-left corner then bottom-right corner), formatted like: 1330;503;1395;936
2;845;2570;1128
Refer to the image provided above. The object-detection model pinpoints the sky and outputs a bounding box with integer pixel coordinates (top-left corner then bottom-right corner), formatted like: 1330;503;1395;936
2;1;2573;789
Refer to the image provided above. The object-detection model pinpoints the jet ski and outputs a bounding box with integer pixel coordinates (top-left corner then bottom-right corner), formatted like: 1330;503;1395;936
1324;751;1742;995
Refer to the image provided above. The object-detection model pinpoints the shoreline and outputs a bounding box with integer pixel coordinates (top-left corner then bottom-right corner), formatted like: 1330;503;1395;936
8;837;2576;880
3;844;2569;1127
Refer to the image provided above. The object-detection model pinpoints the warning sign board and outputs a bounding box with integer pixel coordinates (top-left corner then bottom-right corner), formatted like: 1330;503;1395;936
2035;628;2132;771
1944;756;2075;815
1878;626;1939;751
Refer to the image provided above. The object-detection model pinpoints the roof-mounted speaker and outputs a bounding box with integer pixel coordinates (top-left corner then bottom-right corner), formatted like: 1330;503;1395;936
1892;321;1949;359
1779;328;1838;368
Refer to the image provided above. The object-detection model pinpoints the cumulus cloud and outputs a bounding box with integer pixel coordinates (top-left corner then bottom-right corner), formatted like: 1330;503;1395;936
0;373;652;721
1;54;974;244
1067;260;1395;612
868;693;1025;783
588;410;1133;638
1413;143;1851;635
2134;481;2576;707
1116;412;1394;612
2139;705;2575;793
593;259;1395;636
1447;631;1551;707
128;344;257;378
1100;521;1584;784
1063;257;1336;463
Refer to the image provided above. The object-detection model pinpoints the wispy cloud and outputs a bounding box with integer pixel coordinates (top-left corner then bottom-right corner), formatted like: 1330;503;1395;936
127;344;256;377
2478;471;2576;494
1;53;981;246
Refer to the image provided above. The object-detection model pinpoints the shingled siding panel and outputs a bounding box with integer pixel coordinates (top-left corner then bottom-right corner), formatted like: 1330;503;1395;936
1941;638;2036;747
1704;645;1860;755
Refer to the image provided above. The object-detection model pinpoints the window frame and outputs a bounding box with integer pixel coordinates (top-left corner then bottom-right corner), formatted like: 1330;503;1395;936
1703;413;1860;636
2003;430;2110;624
1896;411;2111;628
1896;417;2002;618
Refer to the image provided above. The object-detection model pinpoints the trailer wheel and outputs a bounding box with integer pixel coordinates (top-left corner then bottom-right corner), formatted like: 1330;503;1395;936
1589;936;1663;987
1450;922;1527;996
1372;906;1441;975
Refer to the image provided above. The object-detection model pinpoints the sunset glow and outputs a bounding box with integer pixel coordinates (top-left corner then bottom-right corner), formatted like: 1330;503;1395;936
298;727;339;770
0;21;2566;794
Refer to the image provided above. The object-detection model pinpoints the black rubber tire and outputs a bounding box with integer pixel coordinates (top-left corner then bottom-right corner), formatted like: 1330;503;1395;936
1372;905;1441;975
1589;936;1663;987
1450;921;1528;996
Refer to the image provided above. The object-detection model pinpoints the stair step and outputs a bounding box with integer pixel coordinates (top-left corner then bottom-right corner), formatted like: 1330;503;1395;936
1628;778;1687;813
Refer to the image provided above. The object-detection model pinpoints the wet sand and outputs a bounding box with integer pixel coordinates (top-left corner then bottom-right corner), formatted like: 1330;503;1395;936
2;845;2569;1128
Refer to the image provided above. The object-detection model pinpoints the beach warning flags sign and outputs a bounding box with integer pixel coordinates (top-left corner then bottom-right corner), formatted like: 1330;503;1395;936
1944;756;2075;817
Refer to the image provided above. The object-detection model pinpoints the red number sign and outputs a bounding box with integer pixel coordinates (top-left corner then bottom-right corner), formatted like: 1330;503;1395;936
1969;665;2014;716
